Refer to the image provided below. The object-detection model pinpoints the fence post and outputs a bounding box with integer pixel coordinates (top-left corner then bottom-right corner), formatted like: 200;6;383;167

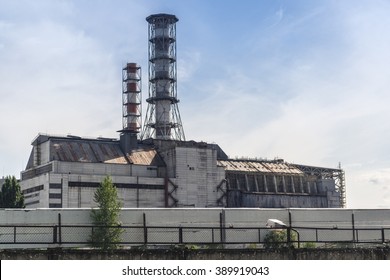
287;211;292;246
179;227;183;244
220;210;226;244
143;213;148;244
352;212;356;243
13;226;16;244
287;227;291;244
53;226;58;243
382;228;385;244
58;213;62;244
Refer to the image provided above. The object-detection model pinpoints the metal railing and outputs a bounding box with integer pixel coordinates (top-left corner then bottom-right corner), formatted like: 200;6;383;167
1;224;389;248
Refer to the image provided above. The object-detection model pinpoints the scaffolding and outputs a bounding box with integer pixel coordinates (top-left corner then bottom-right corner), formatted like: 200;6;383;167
292;163;347;208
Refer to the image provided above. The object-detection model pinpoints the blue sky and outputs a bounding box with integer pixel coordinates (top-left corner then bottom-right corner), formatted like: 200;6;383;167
1;0;390;208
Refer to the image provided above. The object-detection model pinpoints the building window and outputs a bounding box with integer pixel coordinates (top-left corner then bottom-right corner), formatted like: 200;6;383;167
49;183;62;189
23;185;44;194
49;203;62;208
49;193;62;199
25;200;40;206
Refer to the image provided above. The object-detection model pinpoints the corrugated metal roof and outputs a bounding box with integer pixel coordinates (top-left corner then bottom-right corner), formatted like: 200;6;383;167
50;138;165;166
218;160;304;175
51;140;128;164
127;149;165;166
262;162;303;175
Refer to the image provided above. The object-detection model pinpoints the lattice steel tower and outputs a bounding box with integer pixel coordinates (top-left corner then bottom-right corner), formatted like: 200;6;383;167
141;13;185;141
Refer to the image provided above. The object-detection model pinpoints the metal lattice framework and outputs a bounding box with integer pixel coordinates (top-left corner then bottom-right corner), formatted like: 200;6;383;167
292;163;347;208
141;14;185;141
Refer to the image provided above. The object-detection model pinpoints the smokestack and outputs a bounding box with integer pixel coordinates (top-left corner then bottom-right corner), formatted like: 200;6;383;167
119;62;142;154
141;13;185;141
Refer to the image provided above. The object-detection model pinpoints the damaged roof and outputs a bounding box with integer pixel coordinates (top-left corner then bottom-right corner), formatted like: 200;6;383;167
51;139;128;164
218;159;304;175
127;148;164;166
27;134;165;168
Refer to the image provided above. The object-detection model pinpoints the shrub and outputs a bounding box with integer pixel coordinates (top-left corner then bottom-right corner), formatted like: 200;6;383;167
264;229;298;249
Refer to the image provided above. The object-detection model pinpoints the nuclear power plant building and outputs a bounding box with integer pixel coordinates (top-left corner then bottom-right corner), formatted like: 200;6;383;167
20;14;346;209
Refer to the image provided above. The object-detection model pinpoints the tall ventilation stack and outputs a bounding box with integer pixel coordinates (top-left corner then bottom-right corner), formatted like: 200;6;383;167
119;63;142;154
141;13;185;141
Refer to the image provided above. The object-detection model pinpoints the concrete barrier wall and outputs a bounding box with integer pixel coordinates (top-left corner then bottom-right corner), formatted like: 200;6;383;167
1;208;390;227
1;208;390;249
1;247;389;260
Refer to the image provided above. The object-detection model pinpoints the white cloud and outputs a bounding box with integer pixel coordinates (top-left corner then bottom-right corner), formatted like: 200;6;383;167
177;50;201;82
275;7;284;23
347;168;390;208
0;16;119;176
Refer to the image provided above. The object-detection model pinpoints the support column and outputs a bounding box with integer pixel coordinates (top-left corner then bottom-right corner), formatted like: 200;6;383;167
291;176;296;193
282;176;287;193
254;175;259;192
273;176;278;193
244;174;249;192
263;175;268;192
313;182;318;194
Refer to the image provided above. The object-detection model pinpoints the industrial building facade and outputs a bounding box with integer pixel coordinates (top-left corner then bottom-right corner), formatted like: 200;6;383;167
20;134;345;209
19;13;346;209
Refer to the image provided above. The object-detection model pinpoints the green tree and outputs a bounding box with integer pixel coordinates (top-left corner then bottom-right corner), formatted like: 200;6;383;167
89;176;123;250
0;176;25;208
